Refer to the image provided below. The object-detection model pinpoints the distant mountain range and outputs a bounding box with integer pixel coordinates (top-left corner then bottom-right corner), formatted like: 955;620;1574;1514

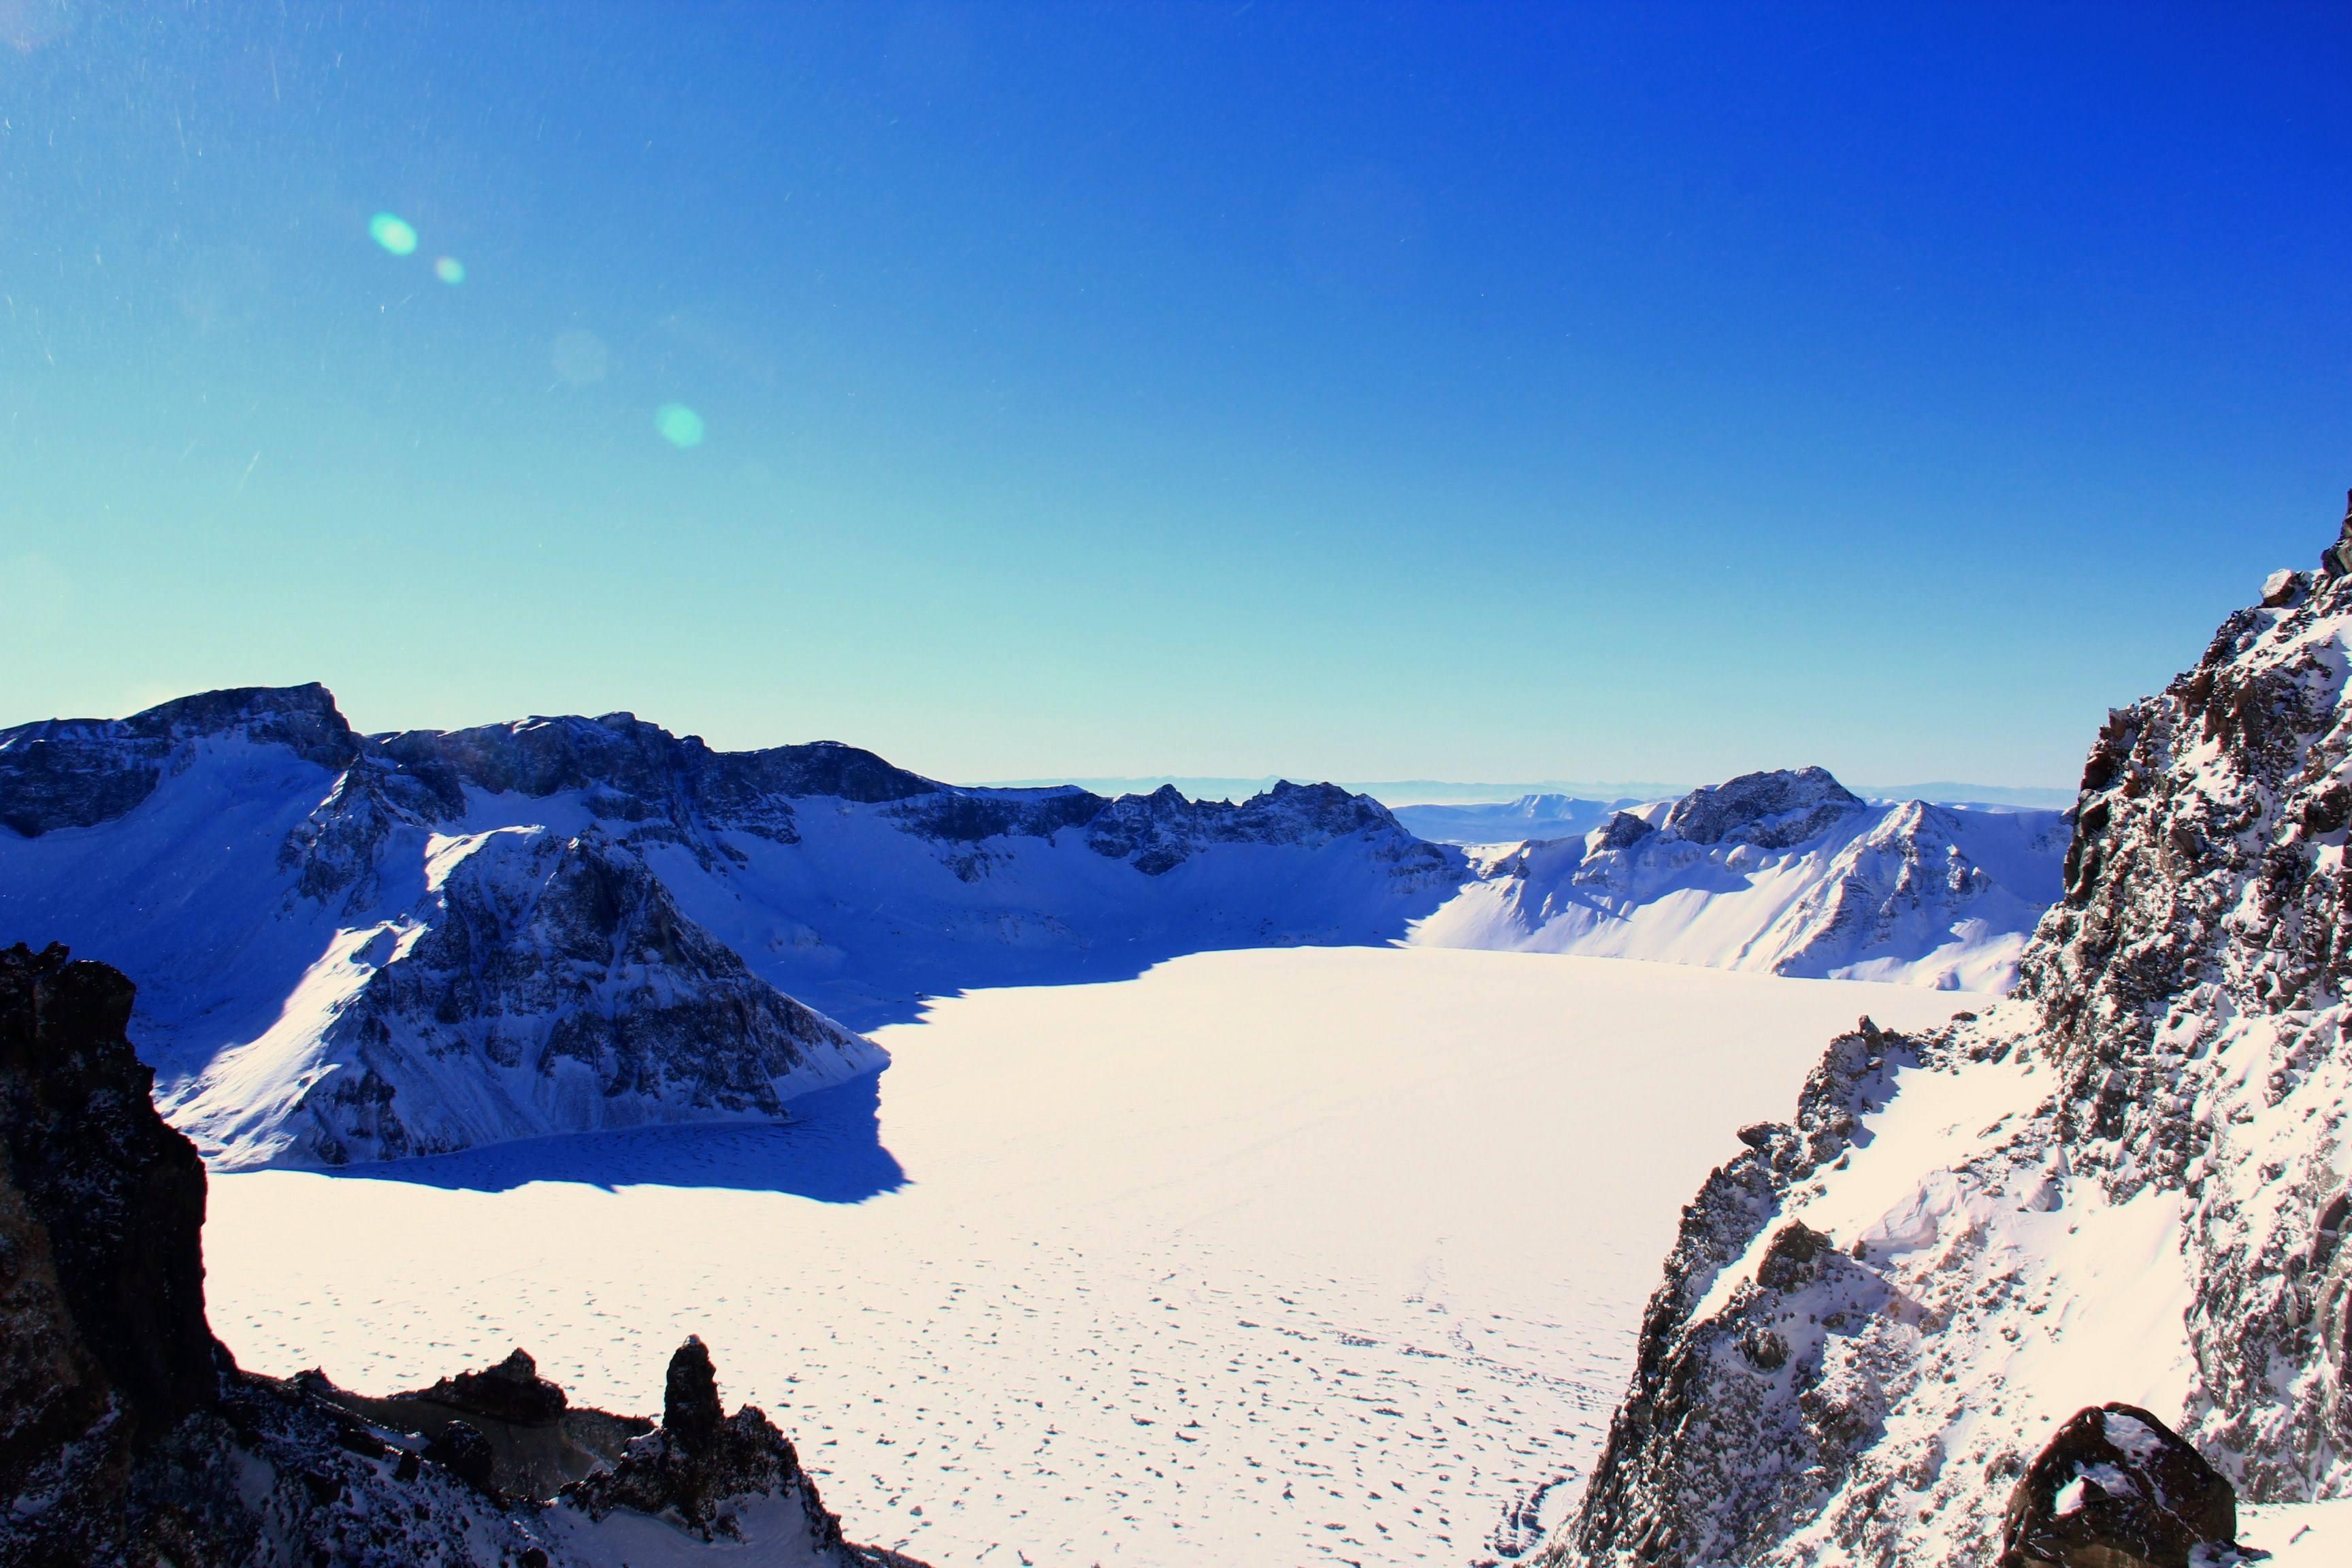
1;687;2072;1166
987;775;2079;812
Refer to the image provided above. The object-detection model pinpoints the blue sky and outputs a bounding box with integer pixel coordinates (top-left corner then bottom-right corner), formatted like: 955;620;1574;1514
3;2;2349;787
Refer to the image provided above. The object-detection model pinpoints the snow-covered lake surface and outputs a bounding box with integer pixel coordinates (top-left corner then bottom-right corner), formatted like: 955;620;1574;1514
203;947;1987;1566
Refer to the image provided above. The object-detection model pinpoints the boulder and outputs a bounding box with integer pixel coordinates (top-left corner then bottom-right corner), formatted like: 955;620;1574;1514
1999;1403;2238;1568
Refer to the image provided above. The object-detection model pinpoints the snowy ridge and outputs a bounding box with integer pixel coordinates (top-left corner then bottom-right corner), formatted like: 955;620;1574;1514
0;690;1458;1165
1414;766;2068;992
1541;512;2352;1566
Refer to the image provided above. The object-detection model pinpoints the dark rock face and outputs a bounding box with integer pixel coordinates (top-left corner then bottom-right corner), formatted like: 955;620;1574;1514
0;944;924;1566
312;1346;657;1503
2015;508;2352;1494
665;1336;725;1456
0;944;217;1487
416;1348;570;1427
1661;766;1864;849
1593;811;1656;851
1999;1405;2238;1568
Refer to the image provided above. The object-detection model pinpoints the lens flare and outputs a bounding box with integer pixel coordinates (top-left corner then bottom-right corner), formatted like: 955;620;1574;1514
368;212;419;256
434;256;466;284
655;404;706;448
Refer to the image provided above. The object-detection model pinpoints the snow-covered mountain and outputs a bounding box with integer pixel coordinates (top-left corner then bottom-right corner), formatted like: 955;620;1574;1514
1412;767;2070;991
1540;506;2352;1565
1390;792;1652;845
0;687;1459;1166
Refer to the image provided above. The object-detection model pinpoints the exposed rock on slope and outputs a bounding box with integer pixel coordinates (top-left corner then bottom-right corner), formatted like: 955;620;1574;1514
1539;497;2352;1566
0;690;1456;1163
1414;767;2067;990
0;941;919;1567
191;825;872;1167
1999;1403;2238;1568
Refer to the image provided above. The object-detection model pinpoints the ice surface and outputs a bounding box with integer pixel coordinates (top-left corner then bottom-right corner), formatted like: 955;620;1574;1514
2241;1499;2352;1565
201;947;1983;1566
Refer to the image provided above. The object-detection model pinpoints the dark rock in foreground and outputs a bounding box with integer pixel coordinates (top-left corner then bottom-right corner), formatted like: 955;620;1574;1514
2000;1404;2238;1568
0;941;926;1567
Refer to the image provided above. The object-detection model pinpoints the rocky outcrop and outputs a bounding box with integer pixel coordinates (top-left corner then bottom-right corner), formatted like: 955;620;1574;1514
1661;766;1865;849
314;1348;652;1502
0;941;924;1567
1999;1405;2238;1568
1554;1019;1936;1565
296;828;871;1166
561;1337;849;1548
1082;779;1423;875
0;941;221;1563
1538;494;2352;1565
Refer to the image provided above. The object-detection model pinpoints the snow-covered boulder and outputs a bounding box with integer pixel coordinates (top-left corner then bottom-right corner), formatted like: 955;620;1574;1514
1999;1404;2239;1568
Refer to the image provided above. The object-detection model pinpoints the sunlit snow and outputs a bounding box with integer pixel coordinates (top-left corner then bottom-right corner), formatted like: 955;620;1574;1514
203;947;1983;1565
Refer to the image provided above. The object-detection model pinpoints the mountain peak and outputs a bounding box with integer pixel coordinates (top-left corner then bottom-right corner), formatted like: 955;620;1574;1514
1661;766;1863;848
0;681;359;838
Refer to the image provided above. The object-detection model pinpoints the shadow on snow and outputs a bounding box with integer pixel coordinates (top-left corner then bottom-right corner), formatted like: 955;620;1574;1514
309;1070;907;1202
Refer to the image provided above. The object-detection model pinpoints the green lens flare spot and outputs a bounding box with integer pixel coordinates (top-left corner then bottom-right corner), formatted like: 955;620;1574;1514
434;256;466;284
655;404;706;448
369;212;419;256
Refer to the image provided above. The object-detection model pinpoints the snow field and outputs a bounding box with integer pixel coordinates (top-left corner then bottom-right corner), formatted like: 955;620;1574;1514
202;947;1986;1566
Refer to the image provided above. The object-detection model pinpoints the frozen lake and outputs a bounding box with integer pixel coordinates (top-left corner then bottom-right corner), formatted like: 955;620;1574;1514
204;947;1986;1566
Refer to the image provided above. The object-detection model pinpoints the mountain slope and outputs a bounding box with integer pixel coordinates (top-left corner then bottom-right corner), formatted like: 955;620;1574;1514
1541;504;2352;1565
1414;767;2069;991
0;689;1459;1164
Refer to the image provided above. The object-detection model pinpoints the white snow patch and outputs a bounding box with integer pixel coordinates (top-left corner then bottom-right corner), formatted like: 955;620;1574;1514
2241;1499;2352;1566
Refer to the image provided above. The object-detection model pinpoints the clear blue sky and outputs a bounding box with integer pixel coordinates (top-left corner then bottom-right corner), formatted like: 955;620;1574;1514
4;2;2349;788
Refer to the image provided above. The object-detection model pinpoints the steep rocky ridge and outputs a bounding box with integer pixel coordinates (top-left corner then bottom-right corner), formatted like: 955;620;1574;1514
0;940;919;1567
1539;497;2352;1566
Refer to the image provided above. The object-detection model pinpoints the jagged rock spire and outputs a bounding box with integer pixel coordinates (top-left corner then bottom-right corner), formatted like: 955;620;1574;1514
664;1335;725;1458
